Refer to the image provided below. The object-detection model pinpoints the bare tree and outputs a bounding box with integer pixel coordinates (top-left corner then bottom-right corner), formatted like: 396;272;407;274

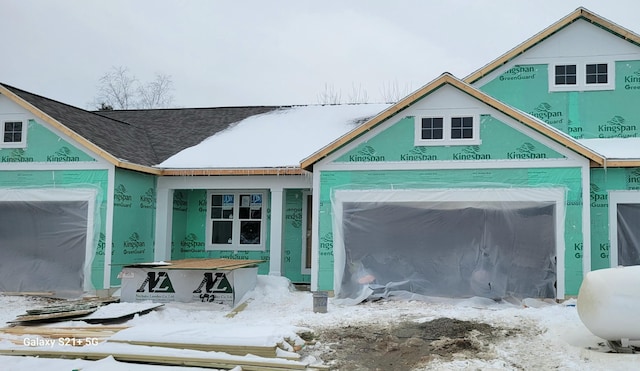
347;83;369;104
316;83;342;105
138;73;174;109
93;66;174;110
379;80;413;104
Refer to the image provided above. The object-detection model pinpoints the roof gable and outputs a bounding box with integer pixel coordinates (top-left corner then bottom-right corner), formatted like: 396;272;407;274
465;7;640;85
0;83;160;172
301;73;604;170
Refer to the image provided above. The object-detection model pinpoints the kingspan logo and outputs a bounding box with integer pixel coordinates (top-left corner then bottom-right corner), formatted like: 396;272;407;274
529;103;563;125
114;184;132;208
47;146;80;162
123;232;146;254
286;207;302;228
590;183;607;207
499;65;536;82
97;232;106;256
627;168;640;189
453;146;491;160
348;145;385;162
136;271;175;293
400;147;437;161
507;142;547;160
1;148;34;163
320;233;333;257
173;191;188;212
567;119;583;139
180;233;205;252
598;116;638;138
140;188;155;209
623;69;640;90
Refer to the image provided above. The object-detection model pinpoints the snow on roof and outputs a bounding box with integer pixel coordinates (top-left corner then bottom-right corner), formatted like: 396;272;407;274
158;104;391;168
578;138;640;159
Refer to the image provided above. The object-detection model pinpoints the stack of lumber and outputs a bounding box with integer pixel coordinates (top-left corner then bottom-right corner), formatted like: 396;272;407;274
106;323;307;359
0;342;328;370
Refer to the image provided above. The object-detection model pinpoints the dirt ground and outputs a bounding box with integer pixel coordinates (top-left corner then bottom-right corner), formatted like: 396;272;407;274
300;317;520;370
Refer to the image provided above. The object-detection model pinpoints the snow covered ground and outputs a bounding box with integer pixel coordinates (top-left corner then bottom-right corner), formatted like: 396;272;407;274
0;275;638;370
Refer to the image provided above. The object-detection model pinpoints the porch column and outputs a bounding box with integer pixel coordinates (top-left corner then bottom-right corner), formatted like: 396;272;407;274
154;187;173;262
269;188;284;276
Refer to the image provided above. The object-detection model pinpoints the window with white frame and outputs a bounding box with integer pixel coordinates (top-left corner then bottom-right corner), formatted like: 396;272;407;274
415;113;480;146
1;116;27;148
206;191;267;251
549;61;614;91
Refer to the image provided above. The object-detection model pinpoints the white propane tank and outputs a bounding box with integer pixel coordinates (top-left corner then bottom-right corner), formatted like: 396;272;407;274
577;265;640;341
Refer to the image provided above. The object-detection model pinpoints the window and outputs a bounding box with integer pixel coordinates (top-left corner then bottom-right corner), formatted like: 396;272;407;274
451;117;473;139
421;117;443;140
415;114;480;146
1;117;27;148
206;191;267;250
554;65;577;85
586;63;607;84
549;61;614;91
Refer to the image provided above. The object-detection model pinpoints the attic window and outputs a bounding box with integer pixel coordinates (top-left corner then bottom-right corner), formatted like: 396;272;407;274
586;63;608;84
415;113;480;146
549;61;614;92
554;65;577;85
1;117;27;148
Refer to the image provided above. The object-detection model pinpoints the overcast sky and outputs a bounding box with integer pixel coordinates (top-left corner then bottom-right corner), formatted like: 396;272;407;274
2;1;640;109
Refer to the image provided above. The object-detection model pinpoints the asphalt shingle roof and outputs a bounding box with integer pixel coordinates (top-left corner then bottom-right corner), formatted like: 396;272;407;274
2;83;280;167
96;107;279;164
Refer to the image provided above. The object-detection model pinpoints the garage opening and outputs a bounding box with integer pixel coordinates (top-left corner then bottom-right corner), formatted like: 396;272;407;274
0;189;96;297
332;188;565;303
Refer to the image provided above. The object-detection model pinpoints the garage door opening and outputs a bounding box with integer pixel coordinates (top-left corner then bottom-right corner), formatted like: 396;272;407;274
332;188;565;303
0;189;96;297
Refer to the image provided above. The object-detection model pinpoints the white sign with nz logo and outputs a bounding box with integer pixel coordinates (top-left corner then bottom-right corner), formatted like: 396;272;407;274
120;266;257;307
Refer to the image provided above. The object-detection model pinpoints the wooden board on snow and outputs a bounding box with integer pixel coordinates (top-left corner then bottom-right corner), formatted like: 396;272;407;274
8;297;119;324
0;345;329;370
8;308;98;324
78;302;164;324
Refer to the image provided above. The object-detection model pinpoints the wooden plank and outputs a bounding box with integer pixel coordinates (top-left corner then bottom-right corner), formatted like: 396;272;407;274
8;308;98;323
164;258;263;270
79;303;164;324
226;298;253;318
107;339;276;357
2;325;127;339
0;348;329;370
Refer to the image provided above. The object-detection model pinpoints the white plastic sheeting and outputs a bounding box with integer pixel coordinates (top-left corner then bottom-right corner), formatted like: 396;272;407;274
616;204;640;266
332;188;566;303
0;188;98;296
